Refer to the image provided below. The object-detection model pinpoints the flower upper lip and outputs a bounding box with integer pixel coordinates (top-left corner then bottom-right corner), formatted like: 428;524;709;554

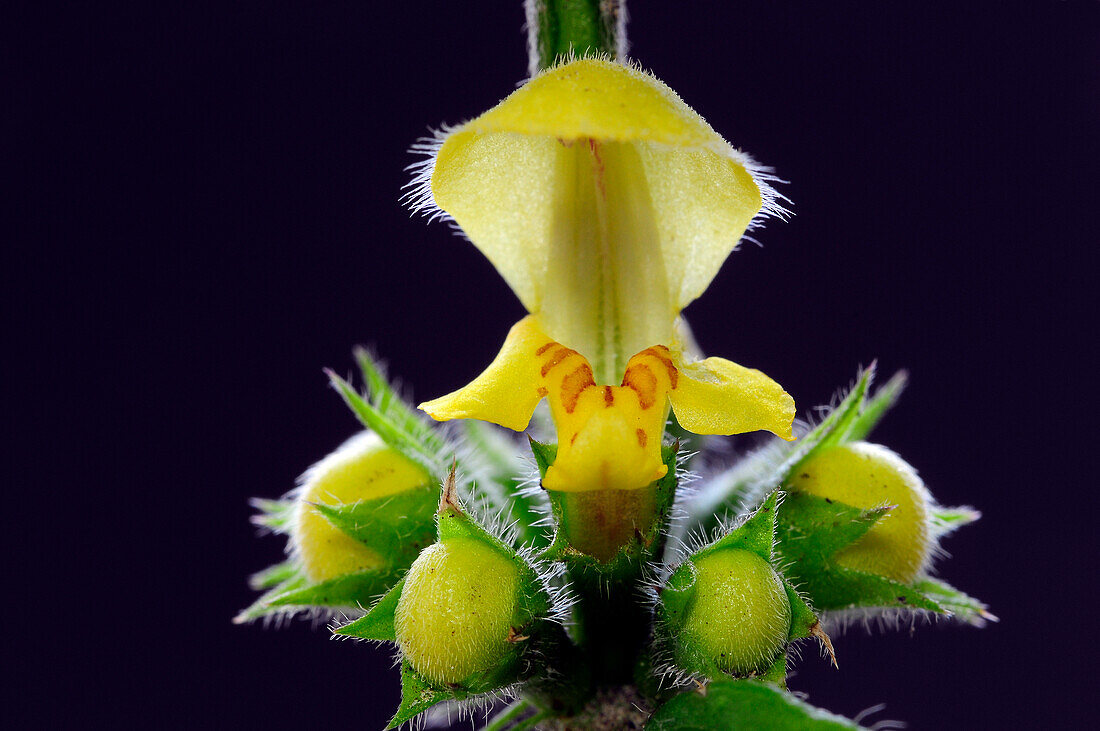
414;58;796;491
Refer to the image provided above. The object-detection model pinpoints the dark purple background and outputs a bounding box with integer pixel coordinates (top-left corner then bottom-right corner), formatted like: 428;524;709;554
12;1;1097;728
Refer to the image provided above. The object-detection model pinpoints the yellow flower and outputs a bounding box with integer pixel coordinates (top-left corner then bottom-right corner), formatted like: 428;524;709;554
416;58;795;492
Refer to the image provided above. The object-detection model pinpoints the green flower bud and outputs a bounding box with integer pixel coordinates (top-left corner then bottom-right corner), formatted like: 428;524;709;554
669;548;792;676
294;431;432;583
394;536;521;686
787;441;931;583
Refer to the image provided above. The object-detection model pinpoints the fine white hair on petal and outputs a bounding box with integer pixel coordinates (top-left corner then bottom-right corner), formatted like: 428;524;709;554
402;128;454;224
403;58;791;254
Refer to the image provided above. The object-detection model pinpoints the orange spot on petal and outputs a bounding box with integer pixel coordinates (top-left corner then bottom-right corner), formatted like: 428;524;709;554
560;364;595;414
622;363;658;409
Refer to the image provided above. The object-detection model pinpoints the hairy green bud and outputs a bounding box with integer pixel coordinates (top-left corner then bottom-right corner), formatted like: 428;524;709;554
788;441;931;583
395;537;521;686
673;549;791;675
294;431;432;583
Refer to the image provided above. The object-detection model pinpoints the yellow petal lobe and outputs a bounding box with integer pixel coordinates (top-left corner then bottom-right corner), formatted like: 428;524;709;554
669;357;796;441
418;316;548;432
421;319;795;491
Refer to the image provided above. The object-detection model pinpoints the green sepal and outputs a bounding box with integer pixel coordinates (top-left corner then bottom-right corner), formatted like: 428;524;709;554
333;577;405;641
775;492;943;613
309;485;437;565
759;651;790;687
325;368;446;476
785;582;819;642
645;680;863;731
265;568;406;610
249;497;295;534
695;491;781;564
783;367;874;480
776;491;891;559
233;573;310;623
528;437;557;477
843;369;906;443
656;559;696;636
247;560;297;591
931;505;981;539
912;576;996;626
388;660;455;730
812;564;943;614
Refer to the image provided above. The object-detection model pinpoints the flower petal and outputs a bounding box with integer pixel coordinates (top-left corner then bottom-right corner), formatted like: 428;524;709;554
418;316;548;432
428;58;778;380
669;356;796;441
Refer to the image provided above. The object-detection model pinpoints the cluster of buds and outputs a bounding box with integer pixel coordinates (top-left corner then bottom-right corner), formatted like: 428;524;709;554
238;9;989;727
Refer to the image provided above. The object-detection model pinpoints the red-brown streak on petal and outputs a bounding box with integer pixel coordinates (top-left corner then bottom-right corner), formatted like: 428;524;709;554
535;341;557;356
588;139;606;199
621;363;658;410
540;346;577;378
560;364;596;414
603;386;614;407
536;386;549;397
570;432;578;446
639;346;678;389
636;429;647;448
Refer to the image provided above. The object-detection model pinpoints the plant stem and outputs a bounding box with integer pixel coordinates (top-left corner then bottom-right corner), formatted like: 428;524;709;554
511;709;554;731
527;0;625;73
484;699;534;731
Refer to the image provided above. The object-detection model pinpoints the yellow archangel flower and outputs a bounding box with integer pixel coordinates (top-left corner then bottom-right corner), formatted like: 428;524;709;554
415;58;796;493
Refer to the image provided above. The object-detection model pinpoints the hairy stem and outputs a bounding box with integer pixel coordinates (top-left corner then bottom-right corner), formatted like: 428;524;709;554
527;0;626;73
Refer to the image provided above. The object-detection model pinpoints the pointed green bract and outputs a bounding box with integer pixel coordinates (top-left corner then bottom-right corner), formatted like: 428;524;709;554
334;577;405;641
326;370;447;475
388;660;453;729
775;491;943;613
266;568;406;609
913;577;997;627
249;497;296;533
844;370;907;442
233;573;310;624
528;437;557;477
785;583;820;642
931;505;982;538
777;491;892;561
646;680;863;730
247;560;297;591
354;347;448;459
235;566;408;623
696;491;781;563
310;486;437;563
807;366;875;457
